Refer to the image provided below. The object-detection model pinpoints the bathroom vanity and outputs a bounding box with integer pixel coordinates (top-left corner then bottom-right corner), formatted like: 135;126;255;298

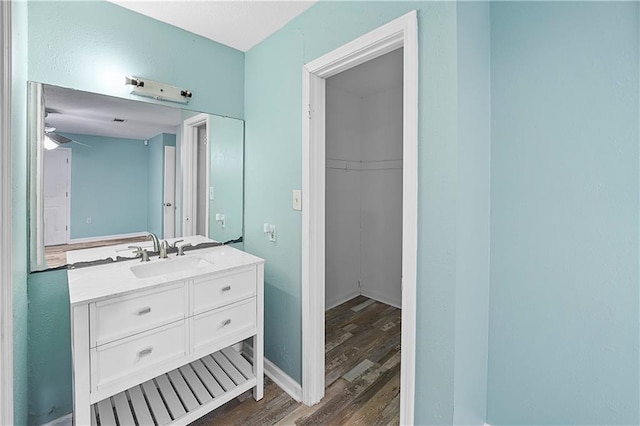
67;238;264;425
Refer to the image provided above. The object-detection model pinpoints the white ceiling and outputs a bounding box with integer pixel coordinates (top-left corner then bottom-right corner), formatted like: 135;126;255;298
108;0;317;52
44;85;186;140
327;48;403;98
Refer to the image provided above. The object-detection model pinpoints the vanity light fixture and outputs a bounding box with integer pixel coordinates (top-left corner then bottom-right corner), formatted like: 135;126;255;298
124;75;193;104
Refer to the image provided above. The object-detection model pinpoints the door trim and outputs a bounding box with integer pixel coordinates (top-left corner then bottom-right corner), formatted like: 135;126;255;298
0;0;13;423
181;113;210;237
301;10;418;424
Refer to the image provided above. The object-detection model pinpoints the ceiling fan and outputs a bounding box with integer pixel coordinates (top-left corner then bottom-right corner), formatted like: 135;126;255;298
43;116;92;149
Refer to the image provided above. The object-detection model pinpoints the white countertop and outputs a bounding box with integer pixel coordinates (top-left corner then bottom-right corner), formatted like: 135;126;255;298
67;239;264;306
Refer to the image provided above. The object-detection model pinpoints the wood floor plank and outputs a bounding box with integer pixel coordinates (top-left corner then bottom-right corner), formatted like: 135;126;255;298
343;364;401;425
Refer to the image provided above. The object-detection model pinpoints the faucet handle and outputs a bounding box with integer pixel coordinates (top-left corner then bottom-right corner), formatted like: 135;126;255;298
128;246;150;262
177;243;192;256
170;239;184;249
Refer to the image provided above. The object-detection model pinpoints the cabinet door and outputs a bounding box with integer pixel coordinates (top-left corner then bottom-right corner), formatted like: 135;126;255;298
90;283;187;347
192;267;256;314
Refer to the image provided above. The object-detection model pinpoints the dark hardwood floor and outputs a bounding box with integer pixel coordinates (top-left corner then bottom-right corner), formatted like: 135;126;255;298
191;295;401;425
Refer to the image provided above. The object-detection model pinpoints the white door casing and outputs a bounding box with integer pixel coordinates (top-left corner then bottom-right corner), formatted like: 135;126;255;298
163;146;176;239
0;1;12;423
181;114;210;237
43;148;71;246
302;11;418;425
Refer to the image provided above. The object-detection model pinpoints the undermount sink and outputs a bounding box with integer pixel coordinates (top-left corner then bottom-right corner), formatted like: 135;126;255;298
130;255;212;279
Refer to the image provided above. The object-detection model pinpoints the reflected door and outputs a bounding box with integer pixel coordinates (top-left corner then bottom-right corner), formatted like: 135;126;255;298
44;148;70;246
163;146;176;238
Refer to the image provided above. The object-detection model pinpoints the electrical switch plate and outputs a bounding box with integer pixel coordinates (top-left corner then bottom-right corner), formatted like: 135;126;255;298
268;224;276;242
293;190;302;211
209;186;214;200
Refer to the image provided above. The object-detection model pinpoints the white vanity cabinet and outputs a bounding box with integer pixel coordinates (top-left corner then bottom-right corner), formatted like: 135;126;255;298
68;247;264;426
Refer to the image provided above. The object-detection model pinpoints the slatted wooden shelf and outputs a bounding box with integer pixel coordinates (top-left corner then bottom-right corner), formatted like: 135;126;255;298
90;347;256;426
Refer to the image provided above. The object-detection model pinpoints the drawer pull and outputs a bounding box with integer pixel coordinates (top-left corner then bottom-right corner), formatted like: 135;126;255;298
220;319;232;328
138;347;154;357
220;285;231;293
137;307;152;315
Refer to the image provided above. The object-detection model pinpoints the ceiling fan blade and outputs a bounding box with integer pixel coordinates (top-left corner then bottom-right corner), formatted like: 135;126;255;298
71;140;92;148
47;133;73;144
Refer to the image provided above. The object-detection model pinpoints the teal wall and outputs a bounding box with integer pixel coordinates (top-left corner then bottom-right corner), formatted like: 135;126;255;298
12;1;29;424
26;270;72;426
454;2;491;424
21;2;245;424
62;133;148;240
147;133;176;238
244;2;489;423
209;116;244;242
488;2;639;425
27;1;244;119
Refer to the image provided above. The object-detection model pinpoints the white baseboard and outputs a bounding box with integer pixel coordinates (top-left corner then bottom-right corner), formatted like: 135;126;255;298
242;342;302;402
360;288;401;309
40;413;72;426
264;358;302;402
67;231;148;245
325;290;360;311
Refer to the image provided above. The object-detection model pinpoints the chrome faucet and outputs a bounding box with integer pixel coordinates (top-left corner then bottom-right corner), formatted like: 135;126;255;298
159;240;168;259
147;233;160;252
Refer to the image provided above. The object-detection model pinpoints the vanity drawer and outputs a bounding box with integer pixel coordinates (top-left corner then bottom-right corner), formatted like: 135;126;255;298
90;283;187;347
91;320;187;392
193;298;256;352
192;267;256;314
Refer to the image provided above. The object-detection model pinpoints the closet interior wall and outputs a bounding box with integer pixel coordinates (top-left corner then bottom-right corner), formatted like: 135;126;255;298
325;55;403;309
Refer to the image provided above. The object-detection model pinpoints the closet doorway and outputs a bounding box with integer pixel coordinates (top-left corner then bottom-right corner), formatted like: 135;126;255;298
301;11;418;425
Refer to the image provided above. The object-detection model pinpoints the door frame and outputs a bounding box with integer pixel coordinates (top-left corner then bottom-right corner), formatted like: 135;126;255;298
163;145;176;239
0;0;13;423
181;113;210;237
301;11;418;424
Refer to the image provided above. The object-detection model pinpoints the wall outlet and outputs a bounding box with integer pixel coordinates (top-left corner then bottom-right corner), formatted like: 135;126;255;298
293;190;302;211
263;223;276;242
86;217;92;224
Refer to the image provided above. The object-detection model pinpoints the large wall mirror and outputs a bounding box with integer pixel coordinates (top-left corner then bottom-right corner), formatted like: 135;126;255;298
28;82;244;272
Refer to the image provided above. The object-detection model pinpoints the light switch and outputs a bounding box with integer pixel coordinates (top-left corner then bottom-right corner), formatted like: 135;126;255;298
209;186;215;200
293;190;302;211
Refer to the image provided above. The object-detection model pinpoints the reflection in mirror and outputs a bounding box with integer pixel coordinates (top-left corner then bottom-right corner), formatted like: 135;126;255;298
28;82;244;272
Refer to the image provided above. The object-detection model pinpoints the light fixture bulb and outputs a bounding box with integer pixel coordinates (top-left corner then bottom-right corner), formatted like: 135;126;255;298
43;136;59;150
